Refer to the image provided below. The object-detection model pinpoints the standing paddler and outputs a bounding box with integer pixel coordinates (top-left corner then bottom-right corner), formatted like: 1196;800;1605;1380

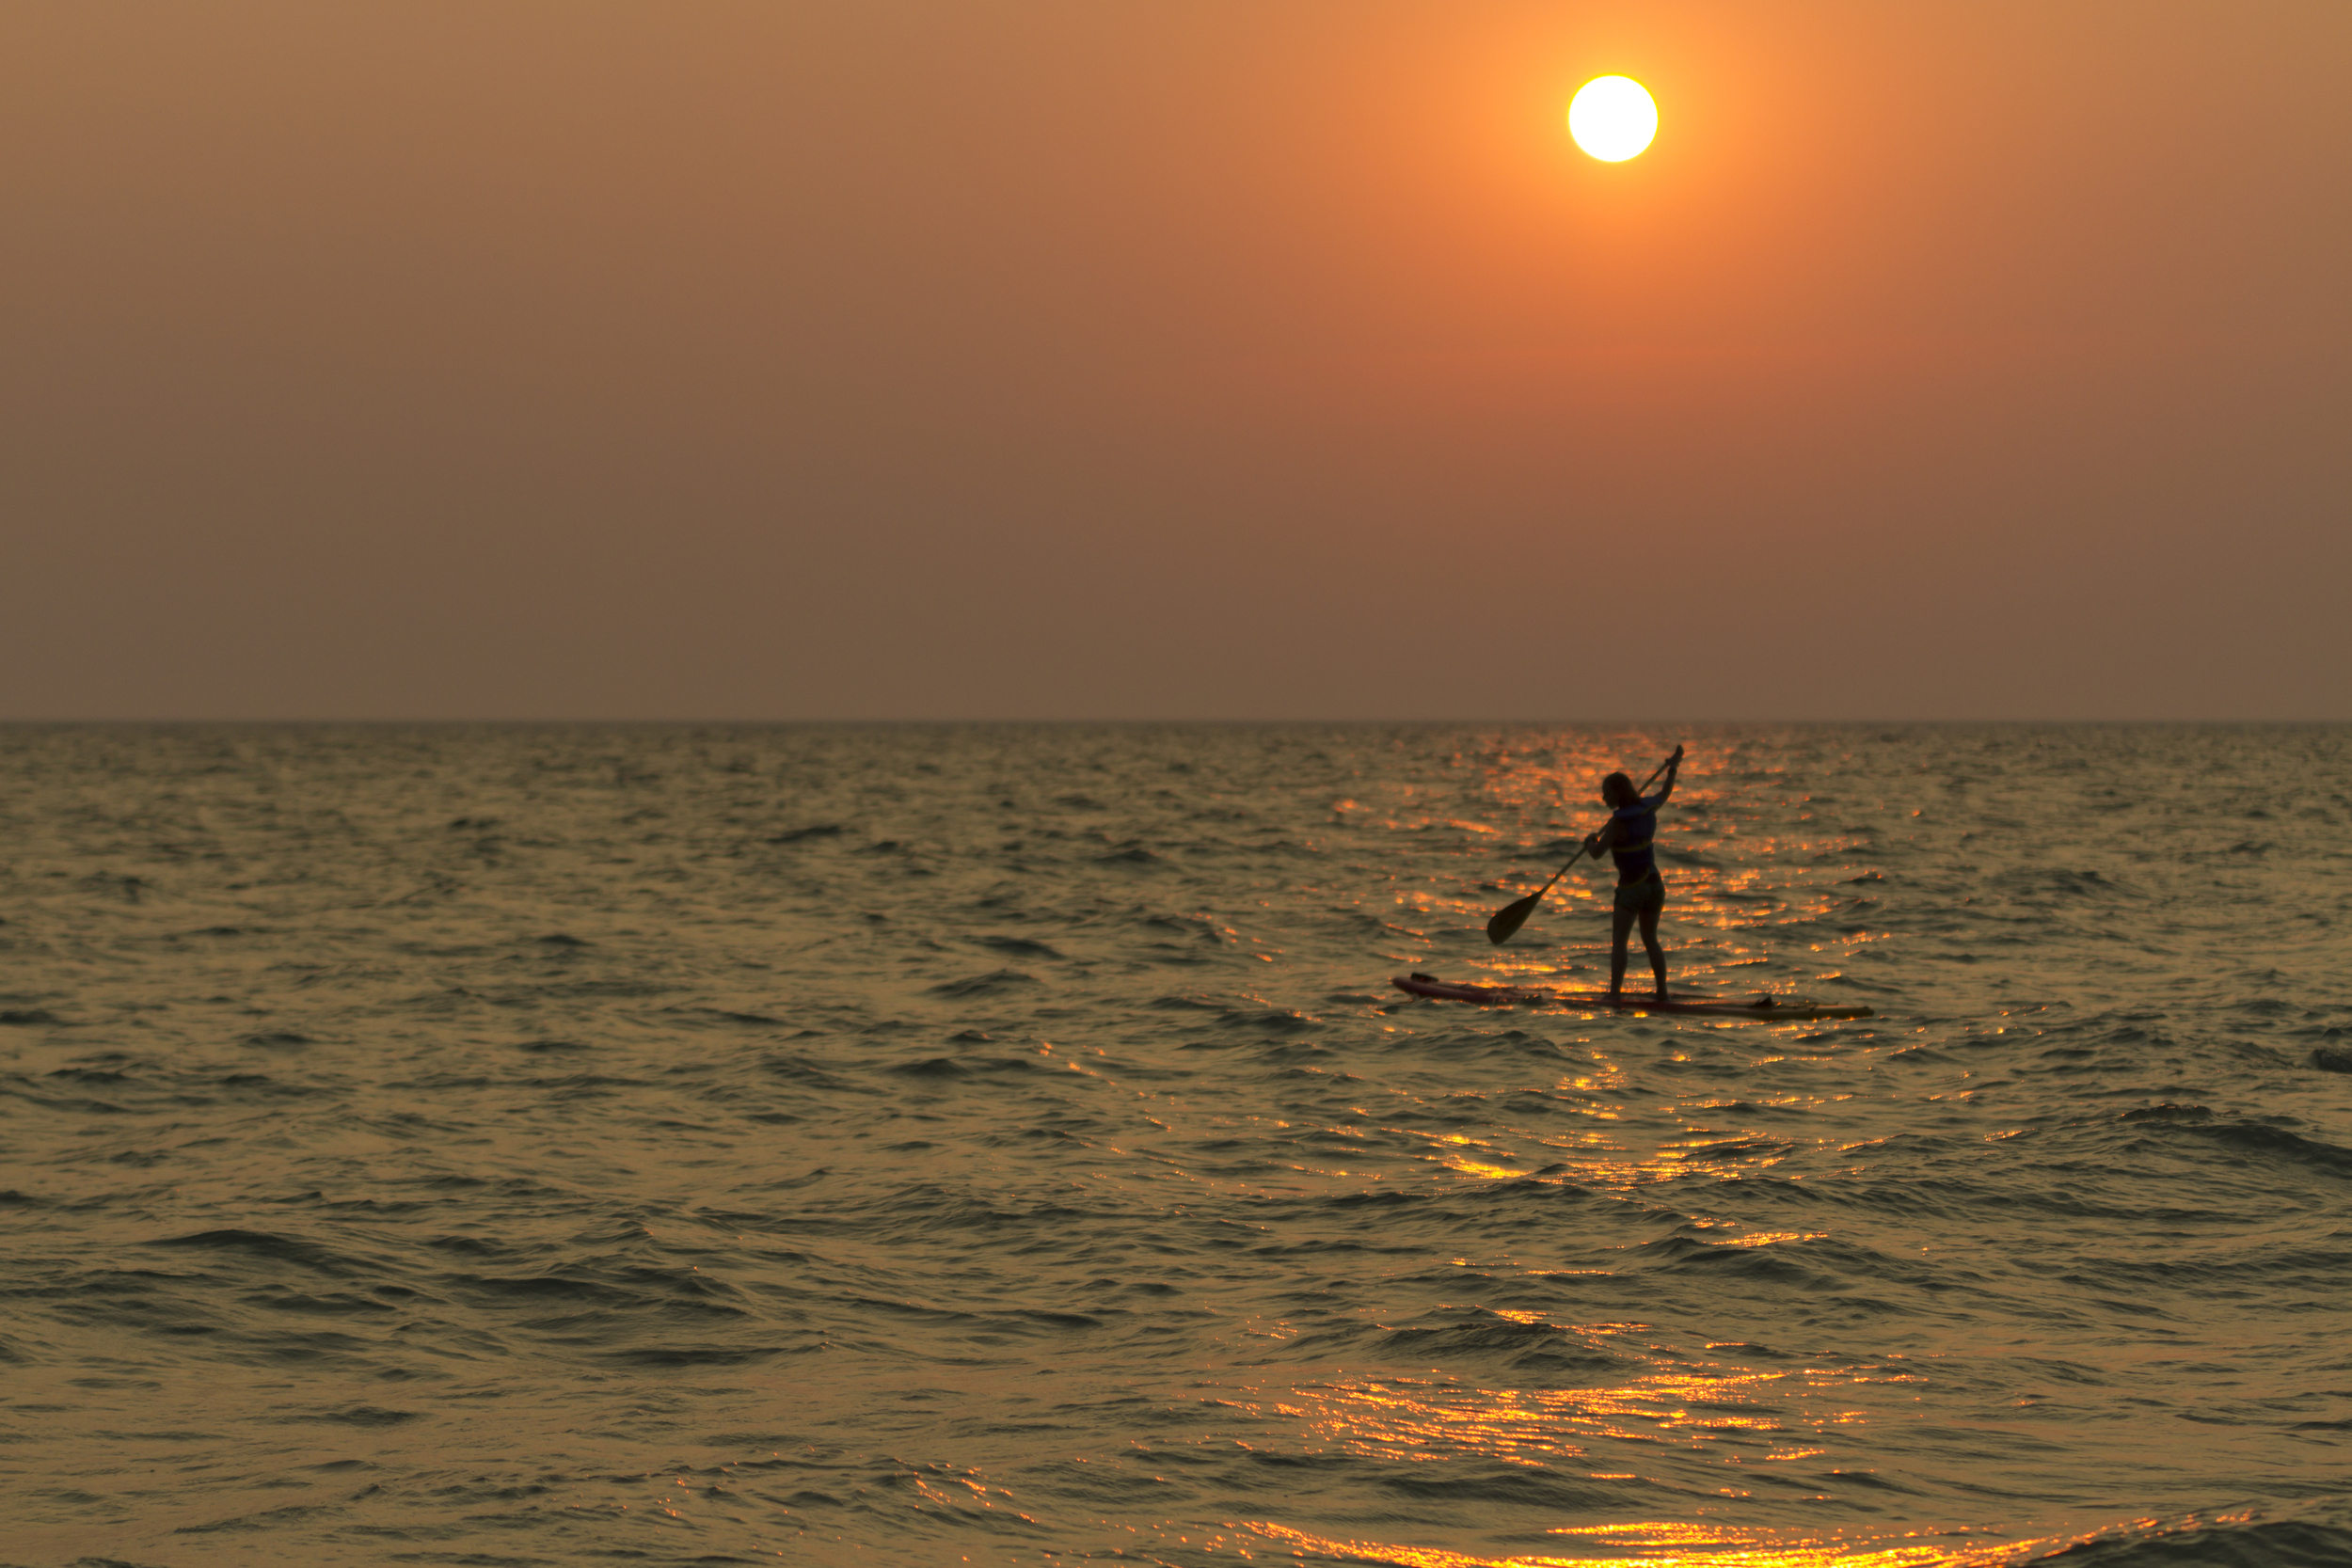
1581;744;1682;1003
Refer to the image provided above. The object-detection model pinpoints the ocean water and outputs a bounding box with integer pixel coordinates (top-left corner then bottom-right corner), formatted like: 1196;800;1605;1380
3;721;2348;1568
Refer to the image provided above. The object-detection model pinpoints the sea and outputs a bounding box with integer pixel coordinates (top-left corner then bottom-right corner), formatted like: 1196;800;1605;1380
3;722;2347;1568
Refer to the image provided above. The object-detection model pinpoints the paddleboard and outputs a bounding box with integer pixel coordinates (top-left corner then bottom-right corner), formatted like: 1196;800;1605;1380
1391;974;1874;1021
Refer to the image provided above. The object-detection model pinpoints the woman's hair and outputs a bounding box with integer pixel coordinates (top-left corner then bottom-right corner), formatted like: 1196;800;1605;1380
1601;771;1635;807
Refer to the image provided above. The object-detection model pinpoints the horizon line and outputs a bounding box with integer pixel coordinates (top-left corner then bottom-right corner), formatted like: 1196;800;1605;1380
1;716;2343;728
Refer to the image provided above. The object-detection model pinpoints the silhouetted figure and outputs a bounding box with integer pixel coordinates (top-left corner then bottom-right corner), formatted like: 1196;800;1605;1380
1582;745;1681;1002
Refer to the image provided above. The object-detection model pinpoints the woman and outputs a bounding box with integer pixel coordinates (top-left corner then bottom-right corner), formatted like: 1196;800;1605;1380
1582;744;1681;1004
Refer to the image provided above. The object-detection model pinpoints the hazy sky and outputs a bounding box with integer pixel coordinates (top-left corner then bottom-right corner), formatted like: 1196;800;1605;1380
4;1;2346;720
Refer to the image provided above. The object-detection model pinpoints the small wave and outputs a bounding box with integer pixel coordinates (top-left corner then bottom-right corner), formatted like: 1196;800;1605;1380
1629;1233;1823;1286
979;935;1063;958
1216;1007;1316;1035
1991;865;2142;899
2032;1516;2352;1567
767;823;847;844
928;968;1040;997
890;1054;1035;1078
599;1345;779;1367
667;1006;785;1027
1380;1309;1624;1375
518;1073;652;1091
145;1229;366;1277
292;1405;421;1426
1149;993;1230;1011
1379;1464;1616;1508
215;1073;322;1099
2169;1121;2352;1178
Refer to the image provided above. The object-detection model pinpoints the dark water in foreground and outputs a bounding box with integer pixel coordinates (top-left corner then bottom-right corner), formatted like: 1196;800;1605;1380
3;723;2348;1568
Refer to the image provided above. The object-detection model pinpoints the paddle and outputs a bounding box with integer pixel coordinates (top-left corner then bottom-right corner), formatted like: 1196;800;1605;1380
1485;747;1680;946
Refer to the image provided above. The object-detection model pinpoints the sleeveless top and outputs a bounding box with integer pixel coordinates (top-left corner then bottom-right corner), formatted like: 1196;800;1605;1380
1609;796;1662;883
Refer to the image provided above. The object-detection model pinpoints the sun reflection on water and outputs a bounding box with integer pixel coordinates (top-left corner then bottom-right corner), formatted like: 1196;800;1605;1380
1292;740;1977;1567
1216;1303;2015;1568
1261;1366;1838;1472
1241;1516;2034;1568
1249;1076;1862;1195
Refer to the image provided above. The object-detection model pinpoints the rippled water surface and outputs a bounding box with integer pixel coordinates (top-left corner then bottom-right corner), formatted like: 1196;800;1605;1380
4;722;2348;1568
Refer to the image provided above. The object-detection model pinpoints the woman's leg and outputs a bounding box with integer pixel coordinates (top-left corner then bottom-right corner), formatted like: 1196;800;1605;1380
1609;906;1636;997
1637;902;1666;999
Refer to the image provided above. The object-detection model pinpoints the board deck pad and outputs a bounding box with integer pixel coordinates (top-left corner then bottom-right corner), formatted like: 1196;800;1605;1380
1391;974;1874;1021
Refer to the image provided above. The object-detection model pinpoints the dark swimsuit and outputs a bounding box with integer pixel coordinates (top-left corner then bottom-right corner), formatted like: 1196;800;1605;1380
1610;795;1667;914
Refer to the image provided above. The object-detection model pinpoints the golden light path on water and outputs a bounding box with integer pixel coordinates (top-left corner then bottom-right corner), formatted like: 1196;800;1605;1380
1241;1517;2035;1567
1216;739;2028;1564
1233;1512;2255;1568
1211;1355;1988;1564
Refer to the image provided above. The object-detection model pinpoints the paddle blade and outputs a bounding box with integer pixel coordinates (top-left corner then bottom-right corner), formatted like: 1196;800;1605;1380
1486;891;1543;946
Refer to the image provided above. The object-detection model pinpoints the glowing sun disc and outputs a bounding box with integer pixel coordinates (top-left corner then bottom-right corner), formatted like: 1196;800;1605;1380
1568;75;1658;162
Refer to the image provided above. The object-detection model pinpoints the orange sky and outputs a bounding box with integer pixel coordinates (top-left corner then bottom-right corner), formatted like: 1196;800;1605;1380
3;1;2345;718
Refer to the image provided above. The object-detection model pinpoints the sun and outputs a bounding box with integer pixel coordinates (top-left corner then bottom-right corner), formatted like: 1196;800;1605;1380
1567;75;1658;163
